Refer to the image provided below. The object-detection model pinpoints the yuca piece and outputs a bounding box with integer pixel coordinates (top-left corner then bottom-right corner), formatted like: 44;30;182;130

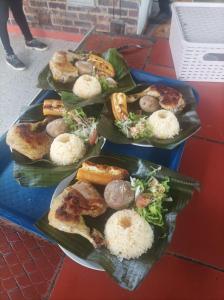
6;121;52;160
76;161;129;185
43;99;65;117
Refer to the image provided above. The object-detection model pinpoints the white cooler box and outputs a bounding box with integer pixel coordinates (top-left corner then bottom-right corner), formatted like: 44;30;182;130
169;2;224;82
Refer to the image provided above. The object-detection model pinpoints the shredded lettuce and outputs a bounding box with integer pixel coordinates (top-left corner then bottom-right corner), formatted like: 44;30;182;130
131;168;172;227
63;108;97;142
115;112;153;140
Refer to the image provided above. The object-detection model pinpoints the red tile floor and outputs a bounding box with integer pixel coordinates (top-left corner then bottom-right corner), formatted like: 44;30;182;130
1;31;224;300
0;220;63;300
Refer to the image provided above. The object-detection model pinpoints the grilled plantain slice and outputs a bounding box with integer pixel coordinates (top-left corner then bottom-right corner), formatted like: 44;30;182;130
43;99;65;117
88;54;115;78
111;93;128;121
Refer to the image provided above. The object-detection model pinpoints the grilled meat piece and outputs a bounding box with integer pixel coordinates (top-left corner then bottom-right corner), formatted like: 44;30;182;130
49;193;103;248
49;51;78;83
147;85;185;112
49;181;106;247
69;181;107;217
6;121;52;160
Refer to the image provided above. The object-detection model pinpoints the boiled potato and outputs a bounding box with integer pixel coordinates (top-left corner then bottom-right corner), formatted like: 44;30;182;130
139;95;160;113
46;118;68;138
75;61;93;75
104;180;135;210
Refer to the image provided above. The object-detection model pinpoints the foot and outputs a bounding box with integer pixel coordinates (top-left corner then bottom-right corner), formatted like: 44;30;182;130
25;39;48;51
149;12;171;24
6;54;26;71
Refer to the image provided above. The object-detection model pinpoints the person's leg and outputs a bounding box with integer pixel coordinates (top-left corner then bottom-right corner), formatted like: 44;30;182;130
149;0;171;24
158;0;171;14
0;0;26;70
8;0;33;41
9;0;47;50
0;0;14;55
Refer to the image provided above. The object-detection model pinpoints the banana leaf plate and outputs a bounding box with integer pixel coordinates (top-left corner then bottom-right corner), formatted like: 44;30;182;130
11;97;105;188
38;48;136;105
36;154;200;291
98;69;201;149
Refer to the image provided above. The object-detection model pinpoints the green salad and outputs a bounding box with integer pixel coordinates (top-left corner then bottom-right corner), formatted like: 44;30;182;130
131;167;172;227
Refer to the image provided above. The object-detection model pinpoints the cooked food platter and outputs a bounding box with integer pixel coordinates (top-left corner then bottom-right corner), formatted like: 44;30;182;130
2;45;202;291
98;83;201;149
36;154;199;290
38;48;136;105
7;99;105;187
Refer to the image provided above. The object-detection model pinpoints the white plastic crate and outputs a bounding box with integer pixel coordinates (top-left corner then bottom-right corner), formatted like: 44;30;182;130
169;2;224;82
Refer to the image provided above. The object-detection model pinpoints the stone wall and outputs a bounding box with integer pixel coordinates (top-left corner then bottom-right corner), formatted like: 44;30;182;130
9;0;140;35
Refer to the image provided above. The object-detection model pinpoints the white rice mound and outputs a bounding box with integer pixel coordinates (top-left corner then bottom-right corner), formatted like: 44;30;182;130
104;209;154;260
73;74;102;99
147;109;180;139
50;133;86;166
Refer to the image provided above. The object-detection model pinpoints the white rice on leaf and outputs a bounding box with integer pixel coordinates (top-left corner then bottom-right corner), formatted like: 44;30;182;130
50;133;86;166
104;209;154;260
73;74;102;99
147;109;180;139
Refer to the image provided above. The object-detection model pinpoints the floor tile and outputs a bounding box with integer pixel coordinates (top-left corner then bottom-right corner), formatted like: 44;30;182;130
82;34;153;69
28;271;44;284
8;287;25;300
0;265;12;280
9;264;25;277
34;282;50;296
21;286;39;300
16;249;31;264
0;220;64;300
4;253;19;266
0;242;12;255
168;138;224;268
23;260;37;274
15;273;32;288
49;255;224;300
188;82;224;142
150;38;174;68
0;292;10;300
144;63;176;78
2;277;18;291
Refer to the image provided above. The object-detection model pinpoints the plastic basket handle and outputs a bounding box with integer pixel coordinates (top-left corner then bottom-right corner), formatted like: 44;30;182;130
203;53;224;62
201;52;224;64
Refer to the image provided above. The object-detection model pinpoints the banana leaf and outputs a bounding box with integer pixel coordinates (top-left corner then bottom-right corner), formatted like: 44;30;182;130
97;84;201;149
12;102;105;187
36;154;200;290
37;48;136;101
